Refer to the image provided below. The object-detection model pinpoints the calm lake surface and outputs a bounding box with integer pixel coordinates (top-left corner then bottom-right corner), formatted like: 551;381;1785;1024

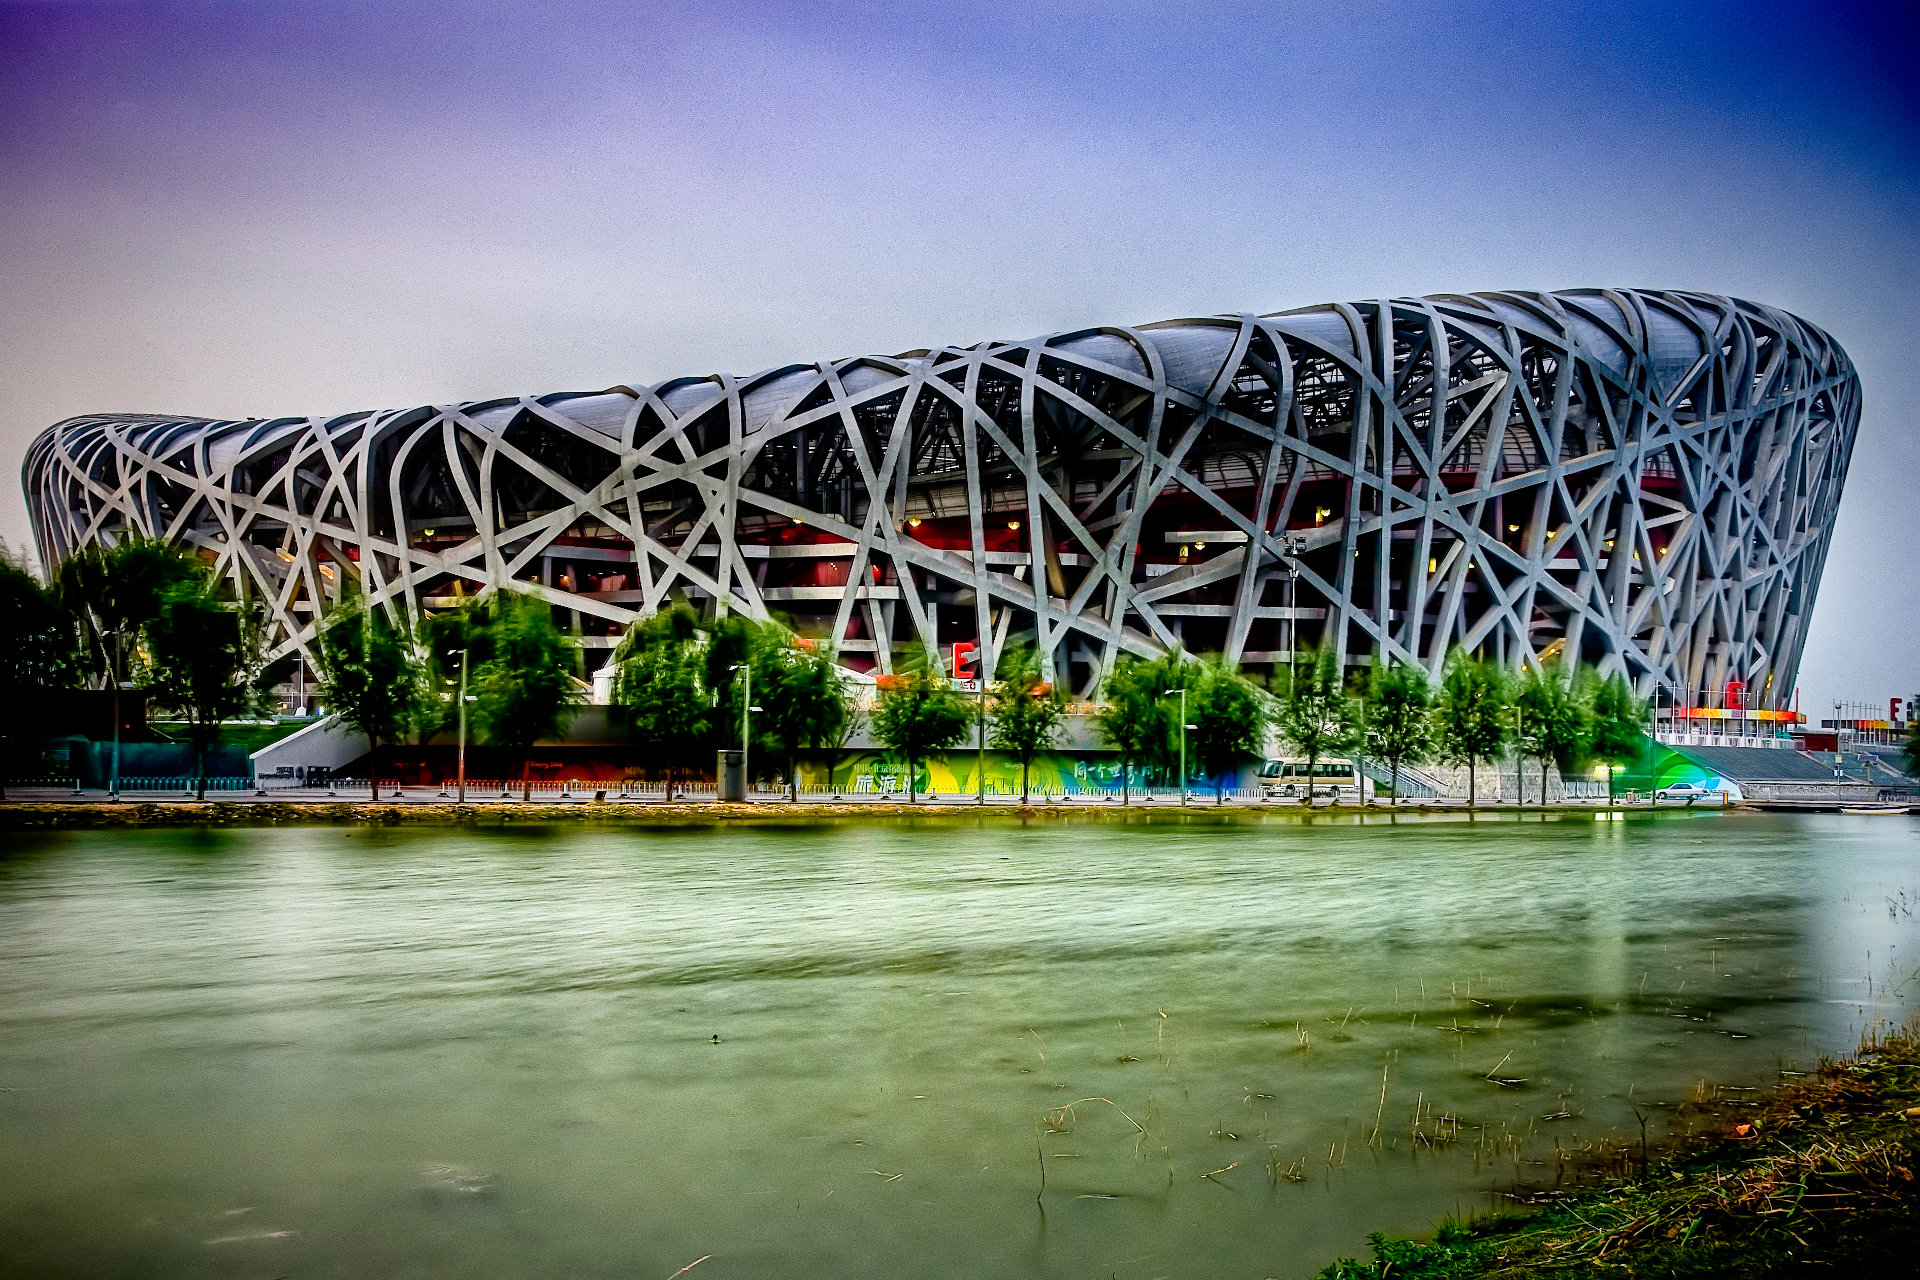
2;811;1917;1278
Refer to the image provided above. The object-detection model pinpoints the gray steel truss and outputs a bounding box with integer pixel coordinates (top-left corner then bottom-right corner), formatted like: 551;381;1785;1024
23;288;1859;707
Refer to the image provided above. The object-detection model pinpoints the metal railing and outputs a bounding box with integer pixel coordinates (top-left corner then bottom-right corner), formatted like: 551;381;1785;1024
112;776;254;793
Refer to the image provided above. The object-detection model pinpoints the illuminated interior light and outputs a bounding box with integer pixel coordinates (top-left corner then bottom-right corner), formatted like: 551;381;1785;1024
1428;557;1438;572
907;517;921;527
1193;541;1205;550
1507;524;1519;533
1007;521;1020;530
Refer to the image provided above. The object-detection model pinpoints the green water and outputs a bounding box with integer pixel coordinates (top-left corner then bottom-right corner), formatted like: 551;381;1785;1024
1;812;1916;1278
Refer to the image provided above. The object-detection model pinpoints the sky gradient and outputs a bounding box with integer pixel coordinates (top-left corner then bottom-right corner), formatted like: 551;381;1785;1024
3;0;1915;712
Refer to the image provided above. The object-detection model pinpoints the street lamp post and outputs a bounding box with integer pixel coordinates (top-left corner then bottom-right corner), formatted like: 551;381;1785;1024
1282;532;1306;682
456;647;470;804
976;683;987;806
1513;702;1524;806
729;661;762;800
109;675;130;803
1161;683;1191;806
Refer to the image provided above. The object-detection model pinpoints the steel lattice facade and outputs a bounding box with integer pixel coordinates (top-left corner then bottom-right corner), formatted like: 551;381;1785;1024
24;288;1858;707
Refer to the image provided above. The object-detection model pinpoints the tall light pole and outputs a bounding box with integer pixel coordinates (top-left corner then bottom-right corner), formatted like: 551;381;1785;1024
976;682;987;805
1513;701;1524;806
1282;531;1306;683
730;661;760;799
456;647;470;804
1161;683;1190;806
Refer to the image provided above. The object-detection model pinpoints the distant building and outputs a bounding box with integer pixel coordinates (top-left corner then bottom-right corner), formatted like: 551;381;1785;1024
1816;698;1916;748
23;289;1858;707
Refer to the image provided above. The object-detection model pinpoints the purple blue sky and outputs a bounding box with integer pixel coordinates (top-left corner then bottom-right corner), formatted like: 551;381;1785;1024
3;0;1915;712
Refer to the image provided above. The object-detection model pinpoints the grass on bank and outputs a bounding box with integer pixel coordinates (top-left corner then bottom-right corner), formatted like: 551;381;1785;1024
1318;1019;1920;1278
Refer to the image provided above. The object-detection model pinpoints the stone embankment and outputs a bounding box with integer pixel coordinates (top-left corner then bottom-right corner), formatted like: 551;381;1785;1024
0;798;1680;829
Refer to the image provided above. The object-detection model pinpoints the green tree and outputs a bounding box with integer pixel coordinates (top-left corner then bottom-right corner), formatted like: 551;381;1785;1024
313;599;434;794
1093;651;1177;803
612;603;710;798
1586;670;1649;806
55;536;200;795
0;548;81;798
138;579;270;799
473;593;581;800
987;643;1066;804
1365;657;1434;807
757;635;850;800
1514;663;1592;806
870;644;972;803
1904;718;1920;781
1274;644;1357;804
1432;650;1510;810
1187;657;1268;804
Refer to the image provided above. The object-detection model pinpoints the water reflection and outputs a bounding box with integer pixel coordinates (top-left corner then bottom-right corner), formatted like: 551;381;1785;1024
0;811;1915;1277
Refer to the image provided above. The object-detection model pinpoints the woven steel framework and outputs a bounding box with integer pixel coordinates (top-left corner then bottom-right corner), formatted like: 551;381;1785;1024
24;288;1858;705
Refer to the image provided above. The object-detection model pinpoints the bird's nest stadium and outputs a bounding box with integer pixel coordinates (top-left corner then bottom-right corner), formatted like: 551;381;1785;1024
24;288;1858;709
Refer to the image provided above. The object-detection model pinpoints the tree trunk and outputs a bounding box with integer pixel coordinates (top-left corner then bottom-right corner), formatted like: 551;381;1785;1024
522;752;532;802
1021;756;1030;806
195;724;207;801
1306;750;1317;805
1390;758;1400;809
789;749;798;802
1467;758;1477;811
1541;759;1549;808
1121;764;1130;807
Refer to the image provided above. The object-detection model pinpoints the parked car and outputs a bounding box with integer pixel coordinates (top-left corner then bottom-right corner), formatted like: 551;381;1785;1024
1653;781;1719;804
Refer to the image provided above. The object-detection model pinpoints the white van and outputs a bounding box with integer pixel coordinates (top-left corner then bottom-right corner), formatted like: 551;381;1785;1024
1258;758;1373;802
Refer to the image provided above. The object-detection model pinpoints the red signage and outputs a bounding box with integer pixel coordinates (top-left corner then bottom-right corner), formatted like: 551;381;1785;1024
1725;679;1744;711
951;640;979;681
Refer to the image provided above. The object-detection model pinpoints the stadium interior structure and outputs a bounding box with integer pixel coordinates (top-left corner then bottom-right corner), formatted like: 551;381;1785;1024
24;288;1858;708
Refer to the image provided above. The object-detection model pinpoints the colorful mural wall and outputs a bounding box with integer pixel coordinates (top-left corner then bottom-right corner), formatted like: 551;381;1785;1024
1606;737;1744;799
793;752;1247;796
